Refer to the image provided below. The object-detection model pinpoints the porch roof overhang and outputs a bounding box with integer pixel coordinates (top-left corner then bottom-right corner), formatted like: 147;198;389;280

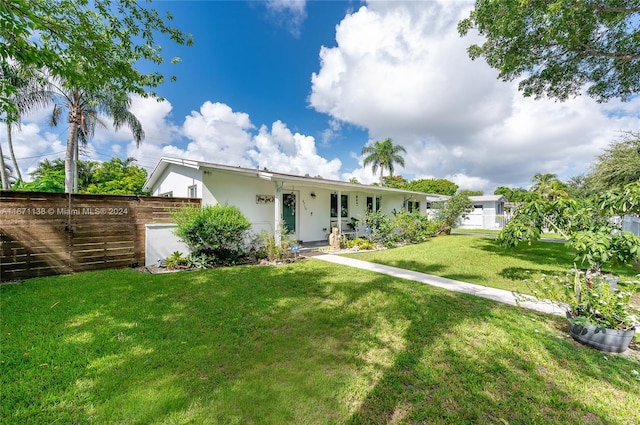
145;157;434;199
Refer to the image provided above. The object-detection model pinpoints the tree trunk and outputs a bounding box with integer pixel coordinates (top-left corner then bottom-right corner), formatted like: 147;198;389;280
379;163;384;185
0;142;10;190
6;123;22;182
65;122;79;193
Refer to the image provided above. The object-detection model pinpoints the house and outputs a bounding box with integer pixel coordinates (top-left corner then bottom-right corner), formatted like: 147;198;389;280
144;157;433;245
424;194;508;230
460;195;507;229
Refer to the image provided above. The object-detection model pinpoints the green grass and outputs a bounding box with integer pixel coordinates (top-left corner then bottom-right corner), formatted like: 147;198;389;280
345;235;640;295
453;228;565;239
2;263;640;424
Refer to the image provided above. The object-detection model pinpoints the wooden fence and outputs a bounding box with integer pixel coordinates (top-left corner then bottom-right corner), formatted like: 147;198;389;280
0;192;200;282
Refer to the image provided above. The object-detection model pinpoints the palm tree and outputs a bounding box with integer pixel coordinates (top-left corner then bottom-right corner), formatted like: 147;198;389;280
47;79;144;193
361;138;407;185
1;150;11;189
0;62;52;185
530;173;559;200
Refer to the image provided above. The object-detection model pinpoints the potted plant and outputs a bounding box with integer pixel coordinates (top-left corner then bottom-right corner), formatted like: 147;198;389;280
502;181;640;352
517;270;638;352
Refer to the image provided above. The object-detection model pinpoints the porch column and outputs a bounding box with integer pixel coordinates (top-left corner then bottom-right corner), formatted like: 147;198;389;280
274;182;281;245
337;190;342;234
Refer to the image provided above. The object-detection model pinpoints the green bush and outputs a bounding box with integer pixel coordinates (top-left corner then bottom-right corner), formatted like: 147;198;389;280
164;251;188;269
432;193;473;232
254;222;296;262
362;210;396;247
347;238;377;250
171;204;252;264
394;211;437;244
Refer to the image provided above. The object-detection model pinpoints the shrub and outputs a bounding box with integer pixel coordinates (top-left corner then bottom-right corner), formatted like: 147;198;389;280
362;210;396;247
171;204;252;264
254;222;297;262
394;211;437;244
347;238;377;250
432;193;473;232
164;251;188;269
517;270;639;330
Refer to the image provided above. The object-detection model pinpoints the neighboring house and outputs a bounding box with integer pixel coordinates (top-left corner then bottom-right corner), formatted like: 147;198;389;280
425;194;508;230
463;195;508;229
144;157;432;244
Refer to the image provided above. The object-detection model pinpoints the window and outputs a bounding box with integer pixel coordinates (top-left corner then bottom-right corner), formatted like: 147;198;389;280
426;202;432;209
160;191;173;197
330;194;348;217
497;203;503;215
407;201;420;212
188;185;197;198
367;196;381;212
473;204;483;210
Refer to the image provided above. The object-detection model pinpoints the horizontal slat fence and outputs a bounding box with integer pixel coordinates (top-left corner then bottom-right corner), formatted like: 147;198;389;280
0;192;200;282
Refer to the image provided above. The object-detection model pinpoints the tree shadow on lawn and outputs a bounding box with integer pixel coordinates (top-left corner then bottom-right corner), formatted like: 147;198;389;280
346;296;640;425
471;237;577;268
2;263;639;424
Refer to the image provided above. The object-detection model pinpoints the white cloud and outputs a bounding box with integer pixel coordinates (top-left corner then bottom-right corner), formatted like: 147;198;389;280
248;120;342;179
264;0;307;37
310;0;640;193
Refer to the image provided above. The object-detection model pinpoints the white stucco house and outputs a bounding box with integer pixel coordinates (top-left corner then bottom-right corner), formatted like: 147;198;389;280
425;194;508;230
463;195;508;229
144;157;432;246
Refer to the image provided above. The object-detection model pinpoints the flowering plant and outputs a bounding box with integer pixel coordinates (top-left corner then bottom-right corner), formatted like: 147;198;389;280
519;270;639;331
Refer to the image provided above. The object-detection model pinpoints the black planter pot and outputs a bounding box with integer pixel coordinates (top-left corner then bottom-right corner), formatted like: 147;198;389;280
568;321;636;353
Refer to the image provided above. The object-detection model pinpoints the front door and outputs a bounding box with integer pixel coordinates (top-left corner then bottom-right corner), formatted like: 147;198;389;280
282;193;296;234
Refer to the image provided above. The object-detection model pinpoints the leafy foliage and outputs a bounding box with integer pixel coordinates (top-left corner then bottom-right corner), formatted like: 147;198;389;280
518;270;639;330
164;251;188;270
1;0;193;117
254;222;297;262
346;237;377;250
459;1;640;102
405;178;458;195
494;186;538;203
499;182;640;272
84;157;148;195
14;157;147;194
381;175;407;188
432;192;473;232
361;138;407;184
171;204;252;265
394;211;438;244
362;210;397;248
590;132;640;191
457;189;483;196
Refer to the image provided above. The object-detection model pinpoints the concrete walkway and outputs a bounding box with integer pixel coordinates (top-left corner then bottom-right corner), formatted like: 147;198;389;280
313;254;565;317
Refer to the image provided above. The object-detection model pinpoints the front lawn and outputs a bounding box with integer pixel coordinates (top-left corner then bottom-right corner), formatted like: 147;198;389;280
2;262;639;424
345;235;640;295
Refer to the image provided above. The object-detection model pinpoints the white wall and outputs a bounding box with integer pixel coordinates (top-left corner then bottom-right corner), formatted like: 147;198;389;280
145;224;190;267
151;164;203;198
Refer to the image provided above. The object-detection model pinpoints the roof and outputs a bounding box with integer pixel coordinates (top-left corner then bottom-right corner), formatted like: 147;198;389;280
469;195;506;203
144;156;438;198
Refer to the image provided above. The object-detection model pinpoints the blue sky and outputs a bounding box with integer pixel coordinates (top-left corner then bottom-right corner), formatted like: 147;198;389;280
9;0;640;193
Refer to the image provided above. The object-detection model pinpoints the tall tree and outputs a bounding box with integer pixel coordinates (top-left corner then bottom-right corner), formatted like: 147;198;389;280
530;173;561;200
1;0;192;118
1;62;53;184
85;157;148;195
361;138;407;185
406;178;458;196
459;1;640;102
0;152;11;189
590;132;640;191
47;79;144;193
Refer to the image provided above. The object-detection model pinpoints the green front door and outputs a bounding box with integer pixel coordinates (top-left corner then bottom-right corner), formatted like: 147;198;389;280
282;193;296;234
